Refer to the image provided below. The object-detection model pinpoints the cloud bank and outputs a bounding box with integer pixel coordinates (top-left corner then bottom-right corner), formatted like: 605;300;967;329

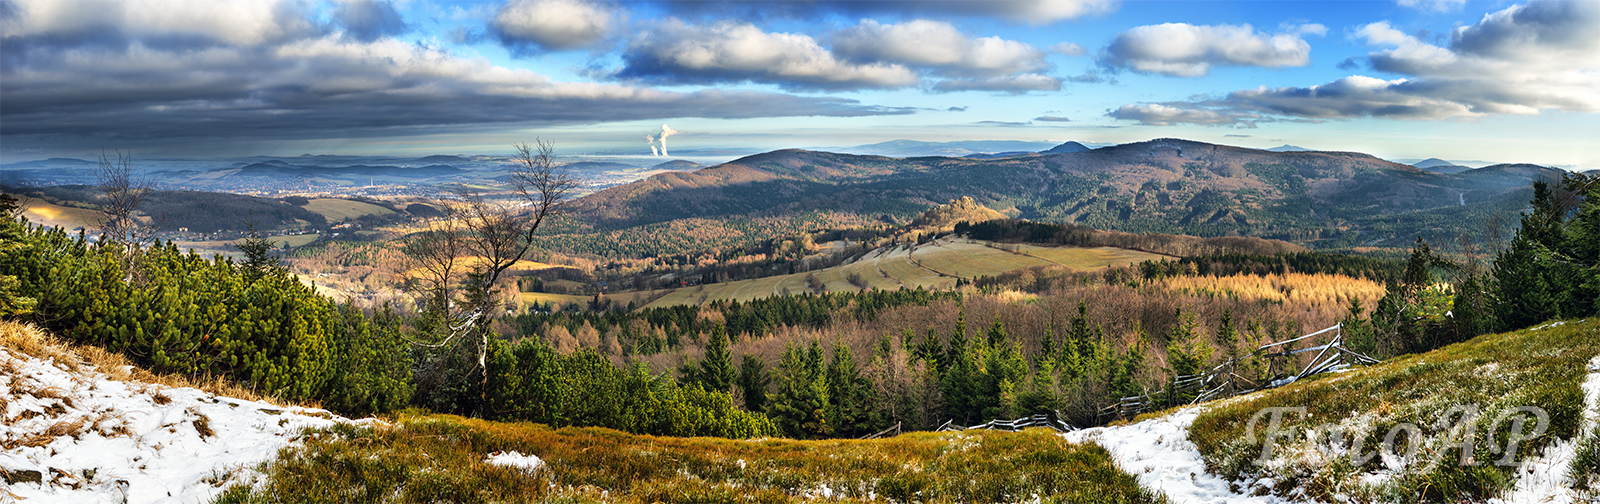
1108;0;1600;126
616;18;1058;93
0;0;912;145
1099;22;1321;77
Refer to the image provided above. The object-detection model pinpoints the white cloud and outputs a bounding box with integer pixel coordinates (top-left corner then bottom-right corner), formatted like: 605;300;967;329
617;19;920;91
1100;23;1316;77
1107;1;1600;127
992;0;1119;24
831;19;1048;78
1052;42;1087;56
491;0;614;52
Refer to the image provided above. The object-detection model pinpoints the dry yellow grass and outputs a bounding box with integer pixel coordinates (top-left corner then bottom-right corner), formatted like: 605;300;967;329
1160;273;1387;311
0;320;307;409
19;201;101;230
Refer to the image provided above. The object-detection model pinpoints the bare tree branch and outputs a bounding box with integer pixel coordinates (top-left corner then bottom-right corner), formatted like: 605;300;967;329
398;140;578;414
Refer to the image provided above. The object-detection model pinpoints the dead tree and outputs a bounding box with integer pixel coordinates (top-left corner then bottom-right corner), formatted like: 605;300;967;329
94;149;162;278
401;140;578;415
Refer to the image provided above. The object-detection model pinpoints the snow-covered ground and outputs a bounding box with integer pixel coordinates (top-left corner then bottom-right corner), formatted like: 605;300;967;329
1068;354;1600;504
1;345;380;503
1489;354;1600;504
1065;405;1293;504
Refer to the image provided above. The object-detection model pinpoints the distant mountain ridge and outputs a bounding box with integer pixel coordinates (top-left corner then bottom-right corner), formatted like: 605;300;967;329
560;138;1563;253
831;139;1064;157
1414;158;1471;174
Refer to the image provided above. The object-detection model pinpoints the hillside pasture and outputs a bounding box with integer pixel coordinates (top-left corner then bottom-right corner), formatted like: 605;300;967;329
302;198;394;222
18;200;100;231
638;239;1167;309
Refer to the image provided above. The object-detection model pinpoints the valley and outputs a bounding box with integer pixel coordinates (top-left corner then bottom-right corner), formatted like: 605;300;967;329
3;137;1596;504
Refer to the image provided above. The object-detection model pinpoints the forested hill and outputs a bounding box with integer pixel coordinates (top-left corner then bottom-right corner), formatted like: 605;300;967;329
559;138;1567;251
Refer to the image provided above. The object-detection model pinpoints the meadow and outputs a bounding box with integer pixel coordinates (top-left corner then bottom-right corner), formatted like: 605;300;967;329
638;238;1168;309
218;412;1166;504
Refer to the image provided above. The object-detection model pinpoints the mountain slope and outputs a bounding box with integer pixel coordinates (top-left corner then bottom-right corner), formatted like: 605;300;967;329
1075;317;1600;503
549;138;1563;257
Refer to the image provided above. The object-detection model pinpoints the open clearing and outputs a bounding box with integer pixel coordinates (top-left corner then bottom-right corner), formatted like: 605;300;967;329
18;200;100;230
638;238;1168;309
302;198;394;222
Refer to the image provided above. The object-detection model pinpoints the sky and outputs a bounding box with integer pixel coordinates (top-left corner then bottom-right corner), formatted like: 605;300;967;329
1;0;1596;167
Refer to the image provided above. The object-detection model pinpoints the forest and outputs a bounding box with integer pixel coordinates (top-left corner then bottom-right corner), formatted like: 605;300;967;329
1;170;1597;440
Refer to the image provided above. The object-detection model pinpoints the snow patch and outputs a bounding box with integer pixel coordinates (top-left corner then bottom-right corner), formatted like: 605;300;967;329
1486;354;1600;504
1063;408;1293;504
485;451;545;474
1063;350;1600;504
0;347;380;503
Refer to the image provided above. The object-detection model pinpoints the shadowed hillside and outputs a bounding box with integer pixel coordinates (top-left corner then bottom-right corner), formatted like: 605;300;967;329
543;139;1564;257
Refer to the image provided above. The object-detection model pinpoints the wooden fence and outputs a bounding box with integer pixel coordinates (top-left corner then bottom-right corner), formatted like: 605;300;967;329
1097;322;1379;422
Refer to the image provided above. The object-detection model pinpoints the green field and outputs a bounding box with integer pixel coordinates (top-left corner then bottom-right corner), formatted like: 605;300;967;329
638;238;1168;309
269;233;320;248
302;198;395;221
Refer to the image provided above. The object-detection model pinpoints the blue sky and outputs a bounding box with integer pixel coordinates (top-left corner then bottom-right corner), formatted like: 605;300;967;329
1;0;1595;167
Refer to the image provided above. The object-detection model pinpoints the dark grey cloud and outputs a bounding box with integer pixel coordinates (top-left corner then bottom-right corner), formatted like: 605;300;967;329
947;106;968;112
335;0;407;42
1450;0;1596;57
932;74;1060;94
0;1;912;148
1223;134;1250;137
1106;103;1258;127
1034;115;1071;122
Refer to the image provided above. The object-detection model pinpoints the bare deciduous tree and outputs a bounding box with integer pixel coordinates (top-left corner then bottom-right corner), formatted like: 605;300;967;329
96;149;154;249
401;139;579;414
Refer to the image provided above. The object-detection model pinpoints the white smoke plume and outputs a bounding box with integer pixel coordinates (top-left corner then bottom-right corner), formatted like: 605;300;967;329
659;124;679;157
645;134;659;156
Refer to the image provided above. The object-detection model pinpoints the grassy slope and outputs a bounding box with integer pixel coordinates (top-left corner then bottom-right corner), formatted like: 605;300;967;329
1187;318;1600;502
18;199;100;230
301;198;394;221
219;412;1165;504
639;238;1167;309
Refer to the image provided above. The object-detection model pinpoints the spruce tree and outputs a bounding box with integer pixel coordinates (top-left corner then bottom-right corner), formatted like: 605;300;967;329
768;342;831;438
696;324;736;393
737;354;770;412
826;340;872;436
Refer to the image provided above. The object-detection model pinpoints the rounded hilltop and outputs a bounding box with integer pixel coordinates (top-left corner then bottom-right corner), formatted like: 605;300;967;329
910;196;1007;231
